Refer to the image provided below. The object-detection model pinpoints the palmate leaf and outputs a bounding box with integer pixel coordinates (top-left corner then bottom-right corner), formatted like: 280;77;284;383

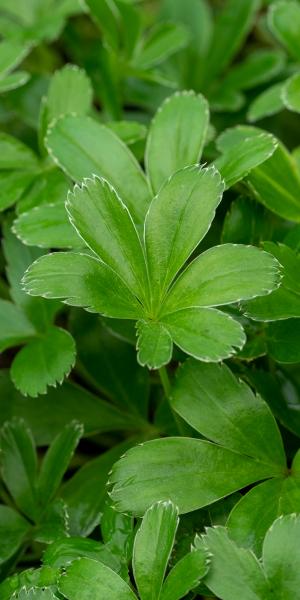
145;91;209;194
25;92;281;370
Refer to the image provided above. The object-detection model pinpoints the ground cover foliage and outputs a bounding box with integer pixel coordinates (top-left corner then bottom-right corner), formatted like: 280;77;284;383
0;0;300;598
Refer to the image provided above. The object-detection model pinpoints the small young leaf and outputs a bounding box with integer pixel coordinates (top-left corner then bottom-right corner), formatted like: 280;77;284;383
145;92;209;194
0;419;38;520
136;320;173;369
160;547;209;600
133;501;179;600
66;176;149;303
58;557;137;600
11;327;76;397
38;421;83;506
110;438;282;515
161;307;245;361
170;360;285;467
46;115;151;224
162;244;280;313
144;165;224;308
22;252;145;319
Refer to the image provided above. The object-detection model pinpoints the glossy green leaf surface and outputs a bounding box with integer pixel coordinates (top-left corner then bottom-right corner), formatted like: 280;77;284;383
133;501;178;600
160;547;209;600
262;514;300;596
110;437;283;516
145;91;209;193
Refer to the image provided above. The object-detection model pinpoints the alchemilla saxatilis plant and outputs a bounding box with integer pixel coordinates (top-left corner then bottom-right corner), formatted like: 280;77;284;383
1;1;300;599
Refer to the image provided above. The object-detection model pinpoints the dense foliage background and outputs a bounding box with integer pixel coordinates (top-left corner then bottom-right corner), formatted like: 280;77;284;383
1;0;300;598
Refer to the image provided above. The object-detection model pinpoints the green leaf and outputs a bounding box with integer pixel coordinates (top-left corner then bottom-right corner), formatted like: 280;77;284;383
263;514;300;595
162;244;280;313
23;252;145;319
247;82;285;122
43;537;120;573
221;197;270;245
144;165;224;308
214;127;277;189
17;167;70;214
203;527;270;600
161;307;245;361
0;133;38;170
136;320;173;369
62;438;139;536
247;143;300;222
66;176;149;303
222;49;285;91
38;421;83;506
243;243;300;321
159;0;213;57
11;326;76;397
145;92;209;194
133;501;178;600
101;501;133;567
202;0;260;86
267;318;300;363
283;72;300;114
13;203;80;249
0;299;36;352
0;505;30;563
58;557;137;600
0;419;38;520
46;115;151;224
46;65;92;123
170;360;285;467
109;437;283;515
160;547;209;600
133;22;189;70
268;0;300;61
227;477;300;555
